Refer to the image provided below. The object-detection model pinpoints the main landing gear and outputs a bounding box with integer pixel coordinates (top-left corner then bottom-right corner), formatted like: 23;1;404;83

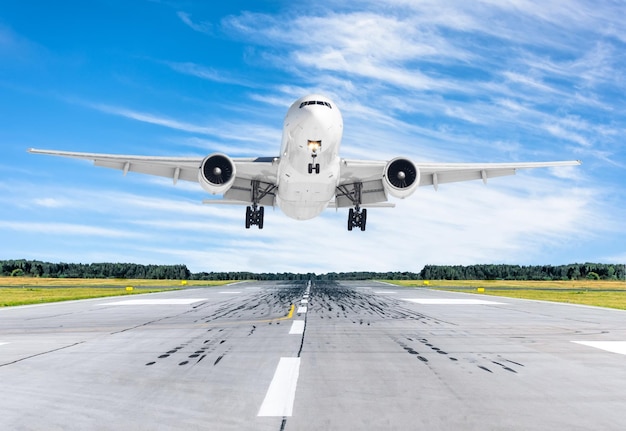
336;182;368;231
245;180;276;229
246;205;264;229
348;207;367;231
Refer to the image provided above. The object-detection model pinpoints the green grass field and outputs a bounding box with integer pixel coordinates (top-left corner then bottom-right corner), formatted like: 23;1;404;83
0;278;237;307
385;279;626;310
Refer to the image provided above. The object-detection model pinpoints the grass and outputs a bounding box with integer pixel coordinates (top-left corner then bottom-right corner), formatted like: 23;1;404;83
0;277;238;307
384;279;626;310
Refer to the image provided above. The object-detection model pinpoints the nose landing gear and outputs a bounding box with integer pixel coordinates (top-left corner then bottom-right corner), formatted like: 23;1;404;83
308;162;320;174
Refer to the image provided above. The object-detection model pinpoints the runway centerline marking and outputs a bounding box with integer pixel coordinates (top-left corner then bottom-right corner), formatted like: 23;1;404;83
258;357;301;417
572;341;626;356
99;298;208;306
297;306;307;314
289;320;305;335
218;291;241;294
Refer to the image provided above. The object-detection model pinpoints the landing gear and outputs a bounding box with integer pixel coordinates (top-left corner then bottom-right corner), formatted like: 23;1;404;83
246;205;264;229
347;207;367;231
308;163;320;174
337;182;368;231
244;180;275;229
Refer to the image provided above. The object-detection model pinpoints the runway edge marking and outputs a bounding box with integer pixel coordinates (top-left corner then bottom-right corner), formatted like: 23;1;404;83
572;341;626;356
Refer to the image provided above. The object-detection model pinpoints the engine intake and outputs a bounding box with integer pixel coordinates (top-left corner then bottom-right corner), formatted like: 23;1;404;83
383;157;419;199
198;153;236;195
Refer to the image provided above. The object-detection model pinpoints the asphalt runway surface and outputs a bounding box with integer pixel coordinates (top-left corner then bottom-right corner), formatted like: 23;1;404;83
1;280;626;430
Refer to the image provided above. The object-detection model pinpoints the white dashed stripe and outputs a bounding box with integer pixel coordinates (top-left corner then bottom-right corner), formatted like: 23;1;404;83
289;320;305;335
258;357;301;417
297;306;307;314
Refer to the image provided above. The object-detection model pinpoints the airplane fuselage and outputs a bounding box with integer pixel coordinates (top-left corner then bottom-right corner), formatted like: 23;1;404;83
276;95;343;220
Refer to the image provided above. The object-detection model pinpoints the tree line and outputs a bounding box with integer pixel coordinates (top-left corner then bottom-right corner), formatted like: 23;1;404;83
1;260;624;281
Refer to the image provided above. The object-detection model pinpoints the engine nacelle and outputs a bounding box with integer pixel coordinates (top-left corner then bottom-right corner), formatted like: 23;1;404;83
198;153;236;195
383;157;420;199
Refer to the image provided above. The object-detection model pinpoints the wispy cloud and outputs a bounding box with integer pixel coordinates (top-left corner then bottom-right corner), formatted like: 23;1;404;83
0;221;143;238
177;11;212;34
165;61;255;87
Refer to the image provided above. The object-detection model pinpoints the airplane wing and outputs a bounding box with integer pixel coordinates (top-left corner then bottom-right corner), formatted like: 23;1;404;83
27;148;279;204
336;158;581;207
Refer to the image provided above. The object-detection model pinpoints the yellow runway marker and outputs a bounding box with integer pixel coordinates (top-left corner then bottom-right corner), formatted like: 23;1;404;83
278;304;295;321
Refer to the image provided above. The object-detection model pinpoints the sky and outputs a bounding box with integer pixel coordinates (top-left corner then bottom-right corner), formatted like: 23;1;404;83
1;0;625;274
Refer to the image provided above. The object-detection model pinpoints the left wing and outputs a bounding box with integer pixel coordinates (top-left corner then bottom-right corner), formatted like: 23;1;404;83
27;148;280;205
336;158;581;207
28;148;203;184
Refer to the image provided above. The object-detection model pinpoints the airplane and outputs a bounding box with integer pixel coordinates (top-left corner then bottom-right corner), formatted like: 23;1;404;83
29;94;581;231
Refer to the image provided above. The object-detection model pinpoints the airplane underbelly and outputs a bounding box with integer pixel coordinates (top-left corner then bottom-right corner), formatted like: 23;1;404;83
277;176;335;220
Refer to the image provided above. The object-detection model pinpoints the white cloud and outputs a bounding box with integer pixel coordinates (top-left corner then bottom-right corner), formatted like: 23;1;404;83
0;221;143;239
177;11;212;34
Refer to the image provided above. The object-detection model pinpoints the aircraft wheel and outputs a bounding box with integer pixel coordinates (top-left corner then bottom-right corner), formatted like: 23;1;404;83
348;208;354;231
258;207;264;229
360;208;367;231
245;206;251;229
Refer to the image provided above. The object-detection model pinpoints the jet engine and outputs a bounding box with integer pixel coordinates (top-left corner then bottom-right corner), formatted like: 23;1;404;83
383;157;420;199
198;153;236;195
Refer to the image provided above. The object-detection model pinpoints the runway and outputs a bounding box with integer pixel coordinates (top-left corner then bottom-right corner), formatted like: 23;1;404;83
1;280;626;430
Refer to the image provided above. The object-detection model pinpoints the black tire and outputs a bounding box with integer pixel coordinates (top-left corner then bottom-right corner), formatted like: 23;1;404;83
315;164;320;174
308;163;313;174
245;206;251;229
348;208;354;231
258;207;264;229
360;208;367;231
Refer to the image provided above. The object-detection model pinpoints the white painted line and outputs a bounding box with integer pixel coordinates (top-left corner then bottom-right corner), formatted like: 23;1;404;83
300;299;308;304
374;291;397;294
289;320;305;335
297;306;308;314
100;298;207;306
218;291;241;294
402;298;505;305
572;341;626;356
258;357;301;417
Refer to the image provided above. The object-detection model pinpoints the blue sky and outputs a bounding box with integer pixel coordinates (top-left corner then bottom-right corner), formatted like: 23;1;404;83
1;1;625;274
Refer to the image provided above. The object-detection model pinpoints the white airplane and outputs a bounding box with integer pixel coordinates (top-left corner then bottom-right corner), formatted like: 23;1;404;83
29;94;580;231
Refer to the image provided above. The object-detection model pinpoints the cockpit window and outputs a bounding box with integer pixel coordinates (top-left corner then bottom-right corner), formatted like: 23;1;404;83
299;100;332;109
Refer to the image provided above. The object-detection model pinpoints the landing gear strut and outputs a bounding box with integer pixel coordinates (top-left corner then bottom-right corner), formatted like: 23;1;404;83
337;182;367;231
245;180;276;229
308;152;320;174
